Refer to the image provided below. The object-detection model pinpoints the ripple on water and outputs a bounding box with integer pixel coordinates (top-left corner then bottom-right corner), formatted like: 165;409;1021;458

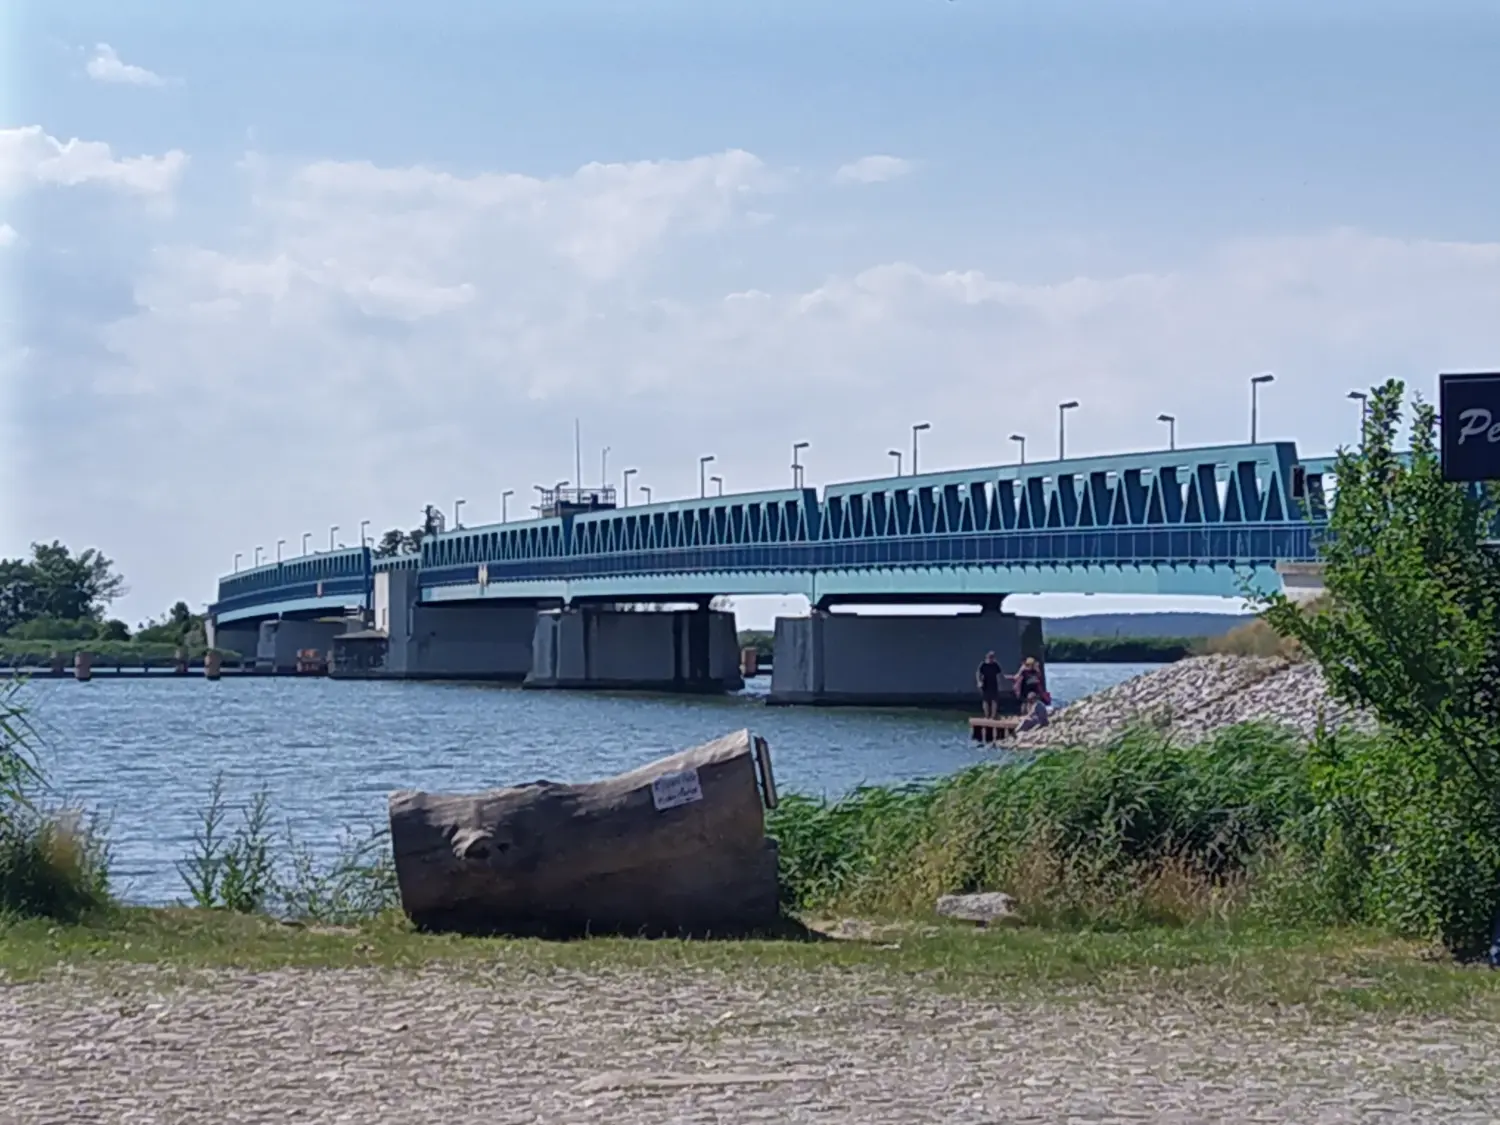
14;664;1153;904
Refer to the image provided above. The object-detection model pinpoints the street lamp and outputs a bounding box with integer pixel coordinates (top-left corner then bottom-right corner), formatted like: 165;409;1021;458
276;538;286;562
1058;401;1079;460
1348;389;1368;423
254;546;264;567
1009;433;1026;465
234;552;242;572
454;499;465;528
699;455;715;498
641;485;653;504
888;449;902;476
792;441;809;488
1250;372;1275;443
711;474;724;496
359;520;369;547
502;489;514;522
600;446;610;491
1157;413;1177;451
622;468;637;507
329;525;338;551
302;532;311;556
911;422;931;475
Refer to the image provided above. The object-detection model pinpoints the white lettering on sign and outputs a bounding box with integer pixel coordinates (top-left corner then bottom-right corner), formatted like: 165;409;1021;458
1457;408;1500;445
651;768;704;811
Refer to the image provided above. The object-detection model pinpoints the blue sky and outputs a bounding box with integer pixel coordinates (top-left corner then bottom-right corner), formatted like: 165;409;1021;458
3;1;1499;627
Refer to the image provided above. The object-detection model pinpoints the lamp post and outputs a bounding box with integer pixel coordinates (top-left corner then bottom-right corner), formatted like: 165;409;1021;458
234;552;242;572
276;538;285;562
699;455;714;498
911;422;931;475
792;441;809;488
254;546;263;567
329;526;338;551
641;485;653;504
888;449;902;476
359;520;369;547
622;468;637;507
453;499;464;529
302;532;311;556
502;489;513;522
1157;413;1176;451
711;474;723;496
600;446;610;491
1348;389;1368;424
1250;372;1275;443
1009;433;1026;464
1058;401;1079;460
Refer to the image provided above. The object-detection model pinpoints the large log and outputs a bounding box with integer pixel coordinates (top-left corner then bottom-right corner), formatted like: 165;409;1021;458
387;729;781;936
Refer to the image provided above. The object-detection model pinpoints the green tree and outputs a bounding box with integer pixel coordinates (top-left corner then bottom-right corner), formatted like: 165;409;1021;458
1261;379;1500;953
373;529;407;558
21;543;126;623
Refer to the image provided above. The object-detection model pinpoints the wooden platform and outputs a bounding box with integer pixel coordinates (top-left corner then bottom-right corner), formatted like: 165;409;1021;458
969;717;1020;744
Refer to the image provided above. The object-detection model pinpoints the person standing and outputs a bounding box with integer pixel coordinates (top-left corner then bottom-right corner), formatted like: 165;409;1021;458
976;650;1003;718
1013;655;1049;705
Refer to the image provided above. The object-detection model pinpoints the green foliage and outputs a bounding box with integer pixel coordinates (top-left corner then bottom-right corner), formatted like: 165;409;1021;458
0;640;241;667
768;723;1315;926
737;630;774;660
177;775;275;913
178;775;398;923
1260;379;1500;954
0;542;126;633
0;681;111;921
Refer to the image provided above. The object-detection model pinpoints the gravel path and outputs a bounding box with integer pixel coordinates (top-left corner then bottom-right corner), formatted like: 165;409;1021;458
3;963;1496;1123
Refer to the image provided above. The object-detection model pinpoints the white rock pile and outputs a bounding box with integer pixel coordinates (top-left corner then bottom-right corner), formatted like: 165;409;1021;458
1014;655;1376;749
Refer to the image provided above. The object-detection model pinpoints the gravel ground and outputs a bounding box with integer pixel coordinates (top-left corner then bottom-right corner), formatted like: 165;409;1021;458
1016;655;1376;749
3;963;1496;1123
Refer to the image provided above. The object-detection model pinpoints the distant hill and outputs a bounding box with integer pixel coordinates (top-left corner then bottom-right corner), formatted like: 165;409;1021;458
1042;612;1252;639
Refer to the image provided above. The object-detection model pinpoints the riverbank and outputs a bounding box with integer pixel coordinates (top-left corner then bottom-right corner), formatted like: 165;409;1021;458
1015;653;1372;748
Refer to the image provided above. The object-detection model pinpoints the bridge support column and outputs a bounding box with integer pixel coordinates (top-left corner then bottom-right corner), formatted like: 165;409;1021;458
335;568;538;680
255;618;352;674
205;619;259;665
524;605;744;693
767;607;1043;708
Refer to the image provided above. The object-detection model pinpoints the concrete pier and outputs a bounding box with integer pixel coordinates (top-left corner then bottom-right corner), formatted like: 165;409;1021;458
204;621;259;664
332;568;537;680
256;618;352;674
525;606;744;693
767;609;1043;708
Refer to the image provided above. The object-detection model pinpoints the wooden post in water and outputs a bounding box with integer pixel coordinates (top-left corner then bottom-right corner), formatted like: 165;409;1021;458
740;646;759;679
49;651;64;677
204;650;222;681
73;650;93;682
174;646;189;675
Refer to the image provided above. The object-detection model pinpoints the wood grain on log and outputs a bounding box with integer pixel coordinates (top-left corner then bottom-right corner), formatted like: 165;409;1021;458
388;729;781;936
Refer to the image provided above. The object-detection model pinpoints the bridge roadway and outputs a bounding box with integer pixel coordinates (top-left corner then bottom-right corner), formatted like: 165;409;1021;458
206;441;1333;701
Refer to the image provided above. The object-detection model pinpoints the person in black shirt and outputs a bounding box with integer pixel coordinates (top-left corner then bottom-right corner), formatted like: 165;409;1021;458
976;650;1003;718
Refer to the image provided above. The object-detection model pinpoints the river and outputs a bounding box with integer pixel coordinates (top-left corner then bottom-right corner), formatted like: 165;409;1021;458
13;664;1155;904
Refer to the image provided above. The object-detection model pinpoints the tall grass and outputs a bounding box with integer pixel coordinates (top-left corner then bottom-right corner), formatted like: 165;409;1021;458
179;772;399;924
0;679;112;921
769;723;1324;928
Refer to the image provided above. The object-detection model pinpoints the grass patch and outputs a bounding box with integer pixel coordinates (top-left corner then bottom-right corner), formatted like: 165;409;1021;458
1;907;1496;1017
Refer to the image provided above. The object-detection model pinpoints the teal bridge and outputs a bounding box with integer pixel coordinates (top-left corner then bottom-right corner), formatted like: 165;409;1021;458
209;441;1333;625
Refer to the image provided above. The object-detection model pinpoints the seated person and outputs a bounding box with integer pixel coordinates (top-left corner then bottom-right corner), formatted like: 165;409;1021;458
1012;655;1050;705
1017;691;1049;732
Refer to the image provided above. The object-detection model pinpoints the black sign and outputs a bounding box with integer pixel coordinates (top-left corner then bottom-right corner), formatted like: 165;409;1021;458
1440;372;1500;483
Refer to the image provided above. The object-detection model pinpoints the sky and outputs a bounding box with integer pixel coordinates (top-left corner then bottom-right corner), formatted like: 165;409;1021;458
3;0;1499;629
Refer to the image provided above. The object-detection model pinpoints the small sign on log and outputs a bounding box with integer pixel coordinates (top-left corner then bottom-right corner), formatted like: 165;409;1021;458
651;768;704;811
1440;372;1500;482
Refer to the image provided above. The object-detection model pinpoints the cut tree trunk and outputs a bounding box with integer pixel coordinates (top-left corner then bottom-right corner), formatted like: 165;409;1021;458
387;729;781;936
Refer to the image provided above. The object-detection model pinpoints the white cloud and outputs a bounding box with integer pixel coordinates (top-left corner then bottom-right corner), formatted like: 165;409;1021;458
7;140;1500;624
85;44;166;88
0;126;187;197
834;155;914;185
